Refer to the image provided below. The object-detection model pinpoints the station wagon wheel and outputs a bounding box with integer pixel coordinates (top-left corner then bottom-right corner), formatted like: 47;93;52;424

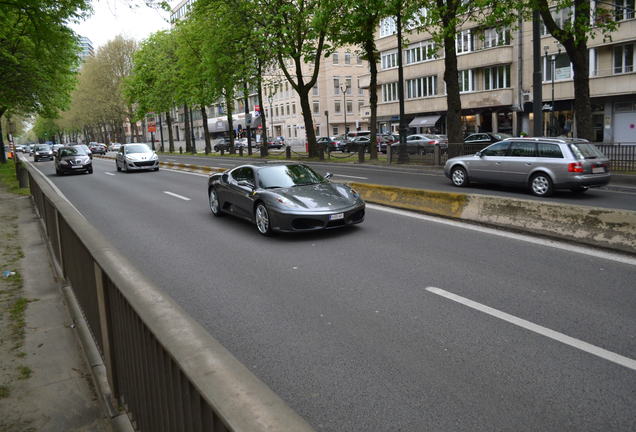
530;173;553;197
451;166;469;187
255;203;272;236
208;188;223;217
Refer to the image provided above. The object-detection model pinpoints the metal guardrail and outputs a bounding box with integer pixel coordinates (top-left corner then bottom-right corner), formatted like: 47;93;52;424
20;158;315;432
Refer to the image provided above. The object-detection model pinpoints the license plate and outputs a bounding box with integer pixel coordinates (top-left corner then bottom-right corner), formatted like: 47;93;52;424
329;213;344;221
592;167;605;174
72;165;83;168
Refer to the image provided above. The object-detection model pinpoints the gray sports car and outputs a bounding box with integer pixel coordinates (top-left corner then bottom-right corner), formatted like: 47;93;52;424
207;163;365;235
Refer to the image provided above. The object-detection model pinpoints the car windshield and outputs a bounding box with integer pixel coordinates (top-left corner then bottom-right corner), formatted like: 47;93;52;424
126;144;152;154
569;143;605;159
258;165;325;189
60;147;86;157
35;145;51;151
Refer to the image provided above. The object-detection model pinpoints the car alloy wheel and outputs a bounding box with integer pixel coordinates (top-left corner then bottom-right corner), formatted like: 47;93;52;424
451;166;468;187
255;203;272;236
209;188;222;217
530;173;553;197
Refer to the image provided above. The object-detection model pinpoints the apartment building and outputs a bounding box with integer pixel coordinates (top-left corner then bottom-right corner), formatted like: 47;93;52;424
365;2;636;144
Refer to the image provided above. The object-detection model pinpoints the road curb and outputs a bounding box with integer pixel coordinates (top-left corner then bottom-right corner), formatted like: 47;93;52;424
349;182;636;255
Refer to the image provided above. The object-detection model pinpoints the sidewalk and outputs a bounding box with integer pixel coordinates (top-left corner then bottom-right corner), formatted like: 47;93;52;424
0;186;112;431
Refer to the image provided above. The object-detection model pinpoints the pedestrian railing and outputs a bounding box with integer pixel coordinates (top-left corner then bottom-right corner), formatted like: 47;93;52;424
21;159;315;432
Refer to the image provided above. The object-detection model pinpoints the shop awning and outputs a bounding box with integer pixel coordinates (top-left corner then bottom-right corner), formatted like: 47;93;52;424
409;115;440;128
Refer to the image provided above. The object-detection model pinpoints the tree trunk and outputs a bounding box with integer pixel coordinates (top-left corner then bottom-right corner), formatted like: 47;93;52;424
257;60;268;157
183;104;191;153
166;111;175;152
225;91;235;153
569;44;593;140
441;7;463;158
0;107;6;164
365;32;379;161
299;94;318;158
201;105;211;154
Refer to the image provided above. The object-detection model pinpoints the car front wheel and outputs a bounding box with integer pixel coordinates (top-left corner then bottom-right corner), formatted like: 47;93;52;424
255;203;272;236
208;188;223;217
451;166;469;187
530;173;553;197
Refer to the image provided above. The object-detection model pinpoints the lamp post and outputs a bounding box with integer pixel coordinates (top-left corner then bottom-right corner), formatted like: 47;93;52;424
340;83;349;137
544;44;561;137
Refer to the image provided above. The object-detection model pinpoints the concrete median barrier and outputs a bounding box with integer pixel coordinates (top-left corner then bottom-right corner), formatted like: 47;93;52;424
349;182;636;255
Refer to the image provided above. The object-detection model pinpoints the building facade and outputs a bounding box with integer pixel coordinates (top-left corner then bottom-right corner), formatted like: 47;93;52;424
364;2;636;144
78;36;94;61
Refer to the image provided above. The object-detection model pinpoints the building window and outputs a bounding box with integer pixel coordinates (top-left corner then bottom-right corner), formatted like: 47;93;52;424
294;127;297;138
313;102;320;114
292;103;296;114
404;40;437;65
333;77;340;95
406;75;437;99
614;44;634;74
345;76;352;94
358;101;364;113
614;0;635;20
382;82;399;102
286;104;290;115
379;17;396;37
333;126;339;135
275;107;279;117
590;48;599;76
484;28;510;48
312;84;319;96
381;50;398;70
333;53;339;64
345;52;351;64
346;101;353;114
540;7;574;36
458;70;475;92
543;53;572;81
456;30;474;54
357;55;363;65
335;101;341;114
484;65;511;90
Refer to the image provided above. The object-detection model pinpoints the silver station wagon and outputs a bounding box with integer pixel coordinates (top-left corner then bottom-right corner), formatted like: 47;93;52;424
444;137;611;197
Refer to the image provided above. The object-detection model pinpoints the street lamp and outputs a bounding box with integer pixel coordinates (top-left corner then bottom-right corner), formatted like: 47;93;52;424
340;82;350;137
268;93;274;141
544;44;561;136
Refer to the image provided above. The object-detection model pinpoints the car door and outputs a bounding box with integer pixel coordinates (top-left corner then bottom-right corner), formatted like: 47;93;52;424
469;141;510;182
226;167;255;219
116;147;124;168
501;141;538;184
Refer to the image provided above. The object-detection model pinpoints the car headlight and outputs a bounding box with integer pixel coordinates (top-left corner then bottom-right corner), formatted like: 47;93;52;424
125;156;136;161
274;196;298;208
152;153;158;160
60;160;69;165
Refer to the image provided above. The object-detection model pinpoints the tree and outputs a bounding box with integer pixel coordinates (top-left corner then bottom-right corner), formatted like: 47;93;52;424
248;0;343;159
533;0;617;141
0;0;89;162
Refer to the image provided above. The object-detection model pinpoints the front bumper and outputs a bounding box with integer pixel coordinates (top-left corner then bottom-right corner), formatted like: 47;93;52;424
270;203;365;232
59;162;91;173
125;159;159;170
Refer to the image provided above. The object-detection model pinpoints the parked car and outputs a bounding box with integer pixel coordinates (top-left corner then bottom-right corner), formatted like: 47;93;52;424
55;146;93;175
207;163;365;235
213;138;248;152
32;144;54;162
464;132;512;147
342;136;371;153
390;134;437;154
444;137;611;197
316;136;341;152
115;143;159;172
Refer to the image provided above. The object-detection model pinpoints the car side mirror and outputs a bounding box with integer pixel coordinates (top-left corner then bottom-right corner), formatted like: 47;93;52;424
237;180;255;189
475;151;482;158
325;172;333;180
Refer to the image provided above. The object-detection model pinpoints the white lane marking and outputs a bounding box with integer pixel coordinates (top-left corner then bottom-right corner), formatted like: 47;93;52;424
426;287;636;371
160;168;209;178
334;174;368;179
366;204;636;266
165;159;177;161
104;172;115;176
163;191;191;201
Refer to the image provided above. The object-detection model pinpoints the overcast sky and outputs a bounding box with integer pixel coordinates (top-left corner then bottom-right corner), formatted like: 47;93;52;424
70;0;175;49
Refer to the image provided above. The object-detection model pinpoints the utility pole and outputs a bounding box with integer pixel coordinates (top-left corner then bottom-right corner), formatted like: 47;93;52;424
189;105;196;154
532;10;543;137
244;81;252;156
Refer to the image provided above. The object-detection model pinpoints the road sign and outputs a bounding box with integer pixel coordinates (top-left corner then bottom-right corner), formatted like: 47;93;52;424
148;125;156;133
246;114;252;125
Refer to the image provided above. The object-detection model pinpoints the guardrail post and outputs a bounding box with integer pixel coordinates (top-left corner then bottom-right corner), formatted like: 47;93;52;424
239;146;244;157
434;144;441;166
95;263;117;401
15;159;29;188
285;146;291;159
387;144;392;165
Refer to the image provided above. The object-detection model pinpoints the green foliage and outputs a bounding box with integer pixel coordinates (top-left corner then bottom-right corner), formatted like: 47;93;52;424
0;0;90;118
32;117;60;142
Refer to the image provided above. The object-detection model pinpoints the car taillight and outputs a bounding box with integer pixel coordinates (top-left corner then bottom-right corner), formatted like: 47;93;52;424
568;162;584;173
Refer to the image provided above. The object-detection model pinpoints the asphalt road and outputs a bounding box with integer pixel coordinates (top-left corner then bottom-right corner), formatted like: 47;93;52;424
134;152;636;212
33;158;636;432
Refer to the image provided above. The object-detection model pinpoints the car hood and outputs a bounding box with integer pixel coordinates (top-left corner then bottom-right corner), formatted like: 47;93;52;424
60;155;90;161
273;183;360;210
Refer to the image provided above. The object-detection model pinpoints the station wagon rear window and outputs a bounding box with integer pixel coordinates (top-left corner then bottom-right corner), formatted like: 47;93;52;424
569;143;605;160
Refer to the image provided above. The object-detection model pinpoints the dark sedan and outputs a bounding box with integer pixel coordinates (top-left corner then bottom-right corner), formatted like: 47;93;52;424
207;163;365;235
464;132;512;147
55;146;93;175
